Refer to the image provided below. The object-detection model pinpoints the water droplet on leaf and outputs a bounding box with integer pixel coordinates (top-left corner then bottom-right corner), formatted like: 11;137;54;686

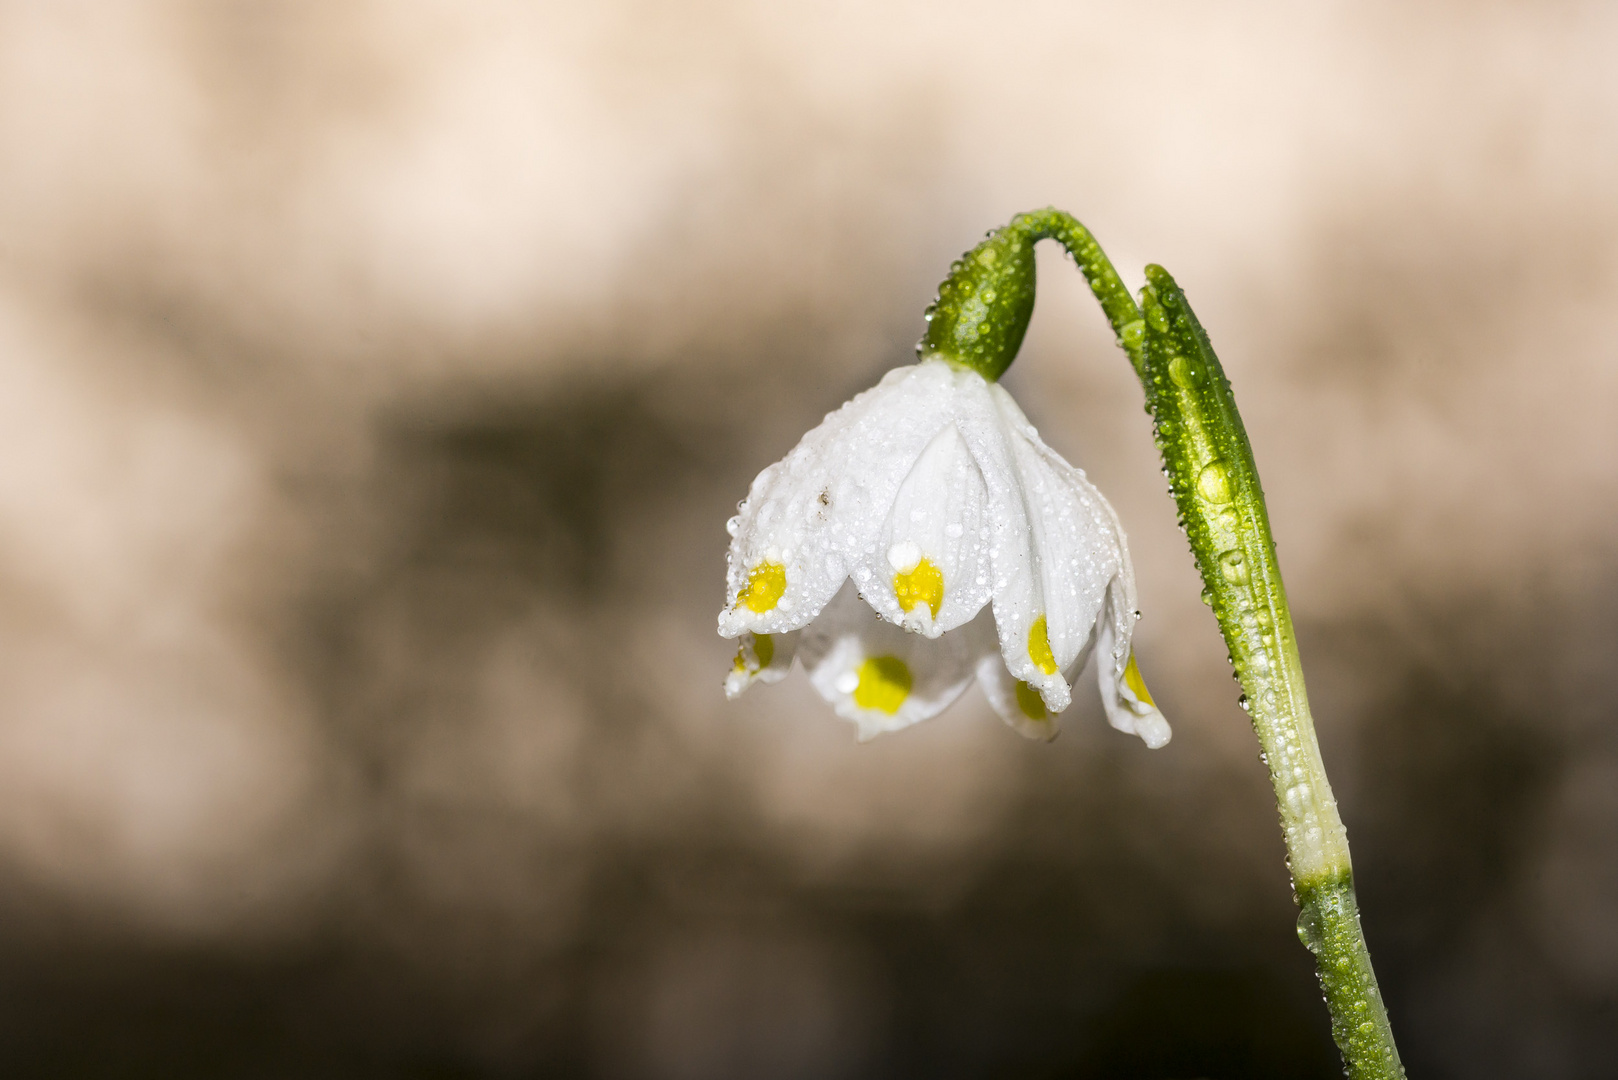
1196;461;1233;504
1169;354;1205;388
1218;548;1250;585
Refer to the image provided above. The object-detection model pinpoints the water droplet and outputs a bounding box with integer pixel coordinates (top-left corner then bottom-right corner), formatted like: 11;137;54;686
726;515;741;537
1169;354;1205;388
1200;587;1213;606
1297;908;1324;954
1218;549;1250;585
1237;693;1251;712
1196;461;1233;504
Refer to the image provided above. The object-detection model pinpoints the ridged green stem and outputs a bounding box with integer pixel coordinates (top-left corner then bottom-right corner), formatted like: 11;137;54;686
927;210;1404;1078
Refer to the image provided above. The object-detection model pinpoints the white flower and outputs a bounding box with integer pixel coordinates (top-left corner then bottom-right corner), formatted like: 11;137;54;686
718;356;1169;747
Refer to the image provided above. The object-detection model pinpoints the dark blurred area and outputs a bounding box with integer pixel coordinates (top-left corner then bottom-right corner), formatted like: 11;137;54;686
0;2;1614;1076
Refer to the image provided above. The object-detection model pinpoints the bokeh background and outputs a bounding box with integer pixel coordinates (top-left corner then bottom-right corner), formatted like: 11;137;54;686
0;2;1615;1076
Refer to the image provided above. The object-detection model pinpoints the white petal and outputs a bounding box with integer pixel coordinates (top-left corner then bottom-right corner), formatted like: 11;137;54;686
975;631;1096;741
718;361;962;639
798;582;990;740
856;420;993;637
982;384;1124;714
1095;576;1172;748
723;630;800;700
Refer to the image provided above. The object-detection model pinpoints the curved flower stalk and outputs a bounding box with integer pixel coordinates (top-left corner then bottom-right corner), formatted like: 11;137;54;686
718;208;1405;1079
718;342;1168;745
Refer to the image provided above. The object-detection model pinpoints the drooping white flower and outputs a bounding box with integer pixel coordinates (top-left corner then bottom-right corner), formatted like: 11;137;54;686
718;356;1169;747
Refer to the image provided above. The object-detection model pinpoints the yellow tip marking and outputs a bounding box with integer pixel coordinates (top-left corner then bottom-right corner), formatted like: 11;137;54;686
1028;615;1058;676
1014;680;1047;720
1123;651;1155;706
734;632;775;673
893;556;944;619
739;561;787;613
853;655;912;714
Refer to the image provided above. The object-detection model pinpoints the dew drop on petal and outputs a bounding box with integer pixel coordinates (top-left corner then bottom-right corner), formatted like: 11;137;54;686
887;541;922;573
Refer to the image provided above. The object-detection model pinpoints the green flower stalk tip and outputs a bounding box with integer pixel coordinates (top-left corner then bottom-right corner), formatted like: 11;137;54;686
917;223;1038;381
920;208;1147;381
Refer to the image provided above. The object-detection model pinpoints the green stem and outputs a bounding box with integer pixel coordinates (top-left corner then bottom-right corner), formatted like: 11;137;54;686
1025;212;1404;1078
1008;207;1149;378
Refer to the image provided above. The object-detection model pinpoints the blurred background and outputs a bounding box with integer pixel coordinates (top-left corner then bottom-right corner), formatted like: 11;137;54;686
0;2;1614;1076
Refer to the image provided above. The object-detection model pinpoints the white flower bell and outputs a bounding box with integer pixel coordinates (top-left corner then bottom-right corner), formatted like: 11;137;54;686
719;358;1167;746
717;220;1169;747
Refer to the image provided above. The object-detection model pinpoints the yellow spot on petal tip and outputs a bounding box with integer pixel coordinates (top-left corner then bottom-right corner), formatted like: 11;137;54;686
853;655;912;714
1014;680;1047;720
1028;615;1058;676
893;556;944;619
1123;651;1155;706
734;632;775;674
738;561;787;613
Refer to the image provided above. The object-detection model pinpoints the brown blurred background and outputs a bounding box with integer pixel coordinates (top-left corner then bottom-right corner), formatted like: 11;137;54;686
0;2;1614;1076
